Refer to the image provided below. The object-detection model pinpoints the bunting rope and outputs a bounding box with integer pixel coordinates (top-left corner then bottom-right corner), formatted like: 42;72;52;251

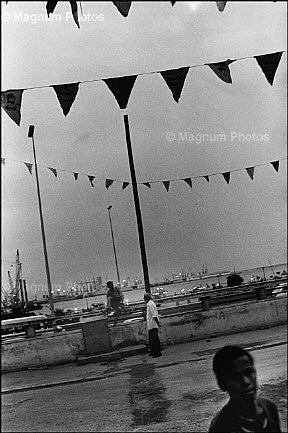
2;156;286;191
2;51;286;92
1;50;286;126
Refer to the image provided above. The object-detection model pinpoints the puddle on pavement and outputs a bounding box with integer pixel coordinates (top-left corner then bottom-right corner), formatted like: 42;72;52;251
182;388;225;405
100;359;124;375
180;378;287;414
128;361;171;427
259;379;287;410
193;339;272;358
2;396;34;408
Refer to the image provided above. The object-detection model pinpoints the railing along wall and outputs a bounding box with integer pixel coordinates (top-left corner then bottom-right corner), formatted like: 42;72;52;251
1;277;286;340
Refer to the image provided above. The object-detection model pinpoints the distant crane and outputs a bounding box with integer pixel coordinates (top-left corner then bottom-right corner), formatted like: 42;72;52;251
1;285;10;306
7;270;14;293
2;250;43;319
6;250;22;305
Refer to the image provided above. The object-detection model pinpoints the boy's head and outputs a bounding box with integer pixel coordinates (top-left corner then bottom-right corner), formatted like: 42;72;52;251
212;345;257;403
107;281;114;290
144;293;151;303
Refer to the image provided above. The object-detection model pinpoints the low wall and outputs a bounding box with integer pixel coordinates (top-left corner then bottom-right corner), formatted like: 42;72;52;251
159;297;287;345
109;297;287;348
2;297;286;372
1;330;84;372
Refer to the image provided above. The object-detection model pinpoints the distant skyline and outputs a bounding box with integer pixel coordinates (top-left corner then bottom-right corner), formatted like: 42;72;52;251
2;1;287;300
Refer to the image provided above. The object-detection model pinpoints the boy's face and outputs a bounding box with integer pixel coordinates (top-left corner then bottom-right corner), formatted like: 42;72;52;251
222;355;257;403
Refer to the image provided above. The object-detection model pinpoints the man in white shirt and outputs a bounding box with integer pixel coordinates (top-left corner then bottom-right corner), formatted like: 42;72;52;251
144;293;162;358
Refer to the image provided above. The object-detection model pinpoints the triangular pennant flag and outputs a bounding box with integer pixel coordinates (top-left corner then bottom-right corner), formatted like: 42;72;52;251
48;167;57;177
1;89;23;126
46;1;58;17
88;175;95;187
271;160;279;172
105;179;114;189
183;178;192;188
163;181;170;192
216;1;227;12
170;1;176;5
222;172;230;184
24;162;33;175
73;172;79;180
207;59;234;84
104;75;137;109
254;52;283;86
160;67;189;103
204;175;210;183
245;167;254;180
70;1;80;28
1;158;5;165
122;182;129;190
112;1;132;17
143;183;151;189
53;82;79;116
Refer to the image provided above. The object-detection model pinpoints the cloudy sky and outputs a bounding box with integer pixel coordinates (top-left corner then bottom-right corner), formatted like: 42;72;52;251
2;1;287;298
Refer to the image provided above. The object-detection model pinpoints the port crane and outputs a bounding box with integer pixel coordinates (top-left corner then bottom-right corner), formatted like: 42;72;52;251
7;250;22;305
1;250;42;319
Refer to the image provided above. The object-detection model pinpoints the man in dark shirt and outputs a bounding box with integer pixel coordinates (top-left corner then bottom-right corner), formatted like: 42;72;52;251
105;281;123;324
106;281;123;310
209;345;281;432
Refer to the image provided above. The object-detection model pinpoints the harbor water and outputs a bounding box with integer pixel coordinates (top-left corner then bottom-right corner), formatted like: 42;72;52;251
38;263;287;315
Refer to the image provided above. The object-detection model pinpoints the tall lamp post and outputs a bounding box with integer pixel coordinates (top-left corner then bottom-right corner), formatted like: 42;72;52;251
107;206;121;287
28;125;54;316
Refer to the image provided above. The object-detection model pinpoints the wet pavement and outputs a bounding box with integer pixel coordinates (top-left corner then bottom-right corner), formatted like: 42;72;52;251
2;324;286;394
2;325;287;432
128;363;171;427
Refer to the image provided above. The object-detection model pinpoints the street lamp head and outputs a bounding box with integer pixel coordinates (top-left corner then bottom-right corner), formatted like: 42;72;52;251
107;205;112;210
28;125;35;138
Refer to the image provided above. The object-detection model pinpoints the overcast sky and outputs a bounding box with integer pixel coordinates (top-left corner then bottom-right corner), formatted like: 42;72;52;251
2;1;287;297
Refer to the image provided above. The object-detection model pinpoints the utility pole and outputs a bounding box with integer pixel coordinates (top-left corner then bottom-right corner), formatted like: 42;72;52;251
28;125;54;316
107;206;121;287
123;114;151;293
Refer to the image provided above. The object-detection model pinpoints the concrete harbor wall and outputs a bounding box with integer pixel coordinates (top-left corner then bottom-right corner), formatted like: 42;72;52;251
1;297;286;372
110;297;287;348
1;330;84;373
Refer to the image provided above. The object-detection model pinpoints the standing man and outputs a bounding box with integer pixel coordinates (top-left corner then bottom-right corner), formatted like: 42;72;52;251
144;293;162;358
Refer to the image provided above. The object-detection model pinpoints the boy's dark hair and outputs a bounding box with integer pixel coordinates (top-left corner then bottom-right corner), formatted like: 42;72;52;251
144;293;151;302
213;345;254;390
107;281;114;289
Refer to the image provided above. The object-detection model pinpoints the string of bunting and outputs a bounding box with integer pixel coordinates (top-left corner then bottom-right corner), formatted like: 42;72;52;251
1;156;286;192
1;50;285;126
6;2;272;26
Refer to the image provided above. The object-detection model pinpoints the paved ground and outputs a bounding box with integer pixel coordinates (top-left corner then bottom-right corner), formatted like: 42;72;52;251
2;325;287;432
